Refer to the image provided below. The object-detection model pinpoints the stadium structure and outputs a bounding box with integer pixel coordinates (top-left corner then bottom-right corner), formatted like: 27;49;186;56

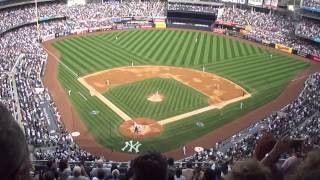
0;0;320;178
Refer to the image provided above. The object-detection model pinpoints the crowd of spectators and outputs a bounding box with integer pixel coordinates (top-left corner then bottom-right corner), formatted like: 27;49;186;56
0;3;65;32
0;24;100;163
0;1;165;32
219;7;320;56
302;0;320;8
0;2;320;180
0;74;15;116
296;18;320;40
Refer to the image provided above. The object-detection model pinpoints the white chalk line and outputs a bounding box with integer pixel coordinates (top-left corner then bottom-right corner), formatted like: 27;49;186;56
78;92;88;101
43;46;78;78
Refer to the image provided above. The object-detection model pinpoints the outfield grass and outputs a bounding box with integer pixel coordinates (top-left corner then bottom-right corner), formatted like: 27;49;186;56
105;77;209;120
55;29;310;153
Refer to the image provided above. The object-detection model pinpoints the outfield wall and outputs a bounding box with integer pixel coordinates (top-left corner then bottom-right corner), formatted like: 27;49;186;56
166;23;212;31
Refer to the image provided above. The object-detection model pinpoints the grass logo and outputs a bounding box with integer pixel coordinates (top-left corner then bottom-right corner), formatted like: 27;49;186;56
121;140;142;153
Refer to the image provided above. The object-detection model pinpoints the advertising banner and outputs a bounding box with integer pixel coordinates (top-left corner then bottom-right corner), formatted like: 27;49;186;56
116;24;123;30
155;22;166;29
112;17;122;23
71;28;88;35
248;0;263;6
247;34;257;41
240;29;249;35
301;7;320;13
262;39;271;45
215;20;237;27
312;55;320;62
253;37;262;43
244;26;252;32
297;51;308;58
217;8;224;19
134;16;153;21
122;24;136;29
213;28;225;34
271;0;279;9
264;0;278;9
275;44;292;54
154;18;166;23
314;37;320;43
89;27;101;32
42;34;55;42
101;26;113;31
221;0;246;4
140;25;153;29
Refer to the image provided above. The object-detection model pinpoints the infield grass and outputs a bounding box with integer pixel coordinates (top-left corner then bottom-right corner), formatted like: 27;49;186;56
105;77;209;120
55;29;310;153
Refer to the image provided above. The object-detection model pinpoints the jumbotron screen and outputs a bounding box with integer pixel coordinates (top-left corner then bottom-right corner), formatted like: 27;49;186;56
167;10;216;25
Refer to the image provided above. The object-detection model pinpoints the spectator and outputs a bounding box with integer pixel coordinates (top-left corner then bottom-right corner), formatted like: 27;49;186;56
58;159;72;180
225;159;271;180
107;169;120;180
92;169;105;180
293;150;320;180
202;168;216;180
192;166;203;180
131;152;168;180
45;170;58;180
168;157;176;178
67;166;89;180
45;159;59;179
182;161;193;180
175;168;186;180
90;159;109;178
302;0;320;8
0;103;31;180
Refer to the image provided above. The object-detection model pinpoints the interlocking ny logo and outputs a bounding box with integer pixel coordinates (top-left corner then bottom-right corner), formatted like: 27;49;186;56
121;140;142;153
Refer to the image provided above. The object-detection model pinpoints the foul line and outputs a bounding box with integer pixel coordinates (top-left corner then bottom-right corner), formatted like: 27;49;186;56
158;93;251;125
291;75;309;82
44;46;78;77
78;77;132;121
78;92;88;101
158;105;216;125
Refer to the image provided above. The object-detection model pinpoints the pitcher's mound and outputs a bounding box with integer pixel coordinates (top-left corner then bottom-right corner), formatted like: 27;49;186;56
147;92;165;102
119;118;162;139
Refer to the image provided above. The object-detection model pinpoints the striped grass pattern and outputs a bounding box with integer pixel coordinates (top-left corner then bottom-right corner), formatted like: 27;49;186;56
55;29;309;153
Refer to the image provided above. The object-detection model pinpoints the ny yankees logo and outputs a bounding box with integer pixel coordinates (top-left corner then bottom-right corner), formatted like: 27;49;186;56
121;140;142;153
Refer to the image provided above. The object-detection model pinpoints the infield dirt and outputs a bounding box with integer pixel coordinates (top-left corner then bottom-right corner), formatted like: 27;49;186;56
80;66;248;105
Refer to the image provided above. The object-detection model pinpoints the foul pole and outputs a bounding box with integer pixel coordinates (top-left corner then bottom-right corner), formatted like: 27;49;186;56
35;0;41;41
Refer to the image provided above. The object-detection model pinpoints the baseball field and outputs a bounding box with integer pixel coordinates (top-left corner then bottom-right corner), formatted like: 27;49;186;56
44;29;310;156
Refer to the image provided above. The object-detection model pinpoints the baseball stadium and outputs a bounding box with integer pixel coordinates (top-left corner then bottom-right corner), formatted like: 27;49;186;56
0;0;320;179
